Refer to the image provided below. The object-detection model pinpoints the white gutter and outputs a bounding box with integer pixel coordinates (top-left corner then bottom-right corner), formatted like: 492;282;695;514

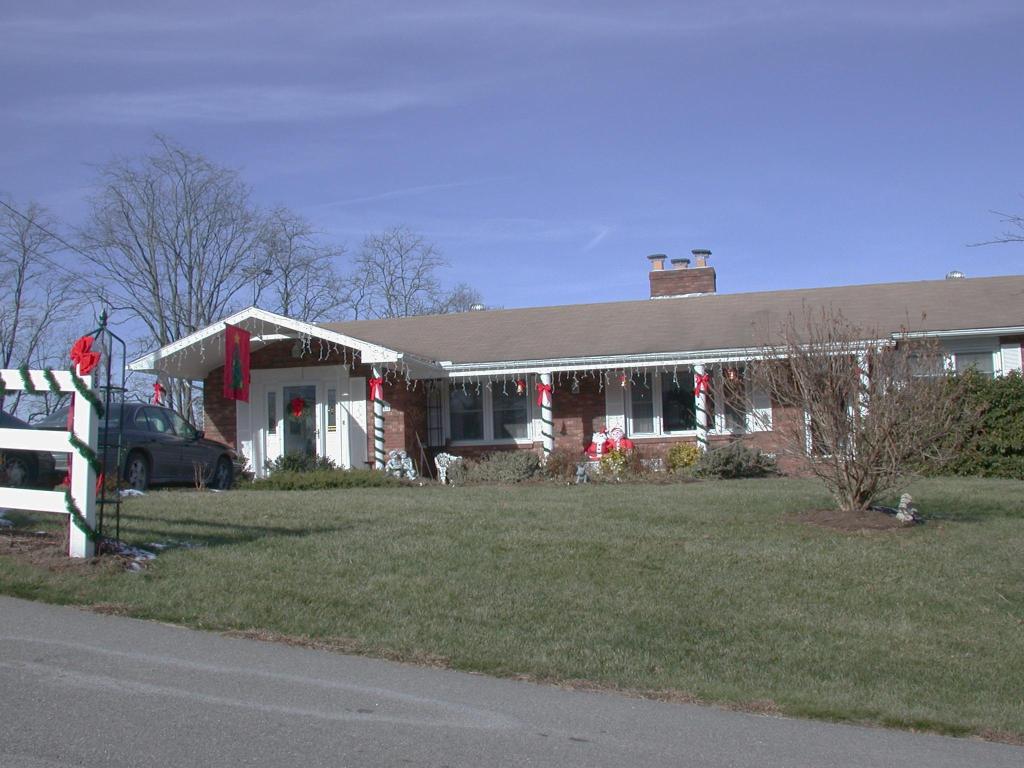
897;326;1024;339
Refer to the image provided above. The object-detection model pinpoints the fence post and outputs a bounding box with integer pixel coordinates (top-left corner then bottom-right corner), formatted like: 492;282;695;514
68;374;98;558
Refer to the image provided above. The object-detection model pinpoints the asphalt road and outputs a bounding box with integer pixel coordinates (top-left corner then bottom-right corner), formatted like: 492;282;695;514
0;596;1019;768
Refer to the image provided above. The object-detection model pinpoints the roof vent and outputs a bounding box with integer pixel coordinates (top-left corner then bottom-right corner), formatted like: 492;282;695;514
469;303;486;311
945;270;965;280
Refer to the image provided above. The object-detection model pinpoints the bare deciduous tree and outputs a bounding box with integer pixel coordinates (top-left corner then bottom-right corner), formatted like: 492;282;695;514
257;208;347;322
80;136;268;416
0;200;74;419
345;227;482;319
750;307;968;512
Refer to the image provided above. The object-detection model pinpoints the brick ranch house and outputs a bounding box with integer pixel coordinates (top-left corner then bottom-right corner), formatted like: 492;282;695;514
129;254;1024;478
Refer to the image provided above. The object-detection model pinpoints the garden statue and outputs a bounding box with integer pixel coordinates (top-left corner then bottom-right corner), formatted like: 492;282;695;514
896;493;921;524
584;428;609;462
385;449;417;480
606;426;635;453
434;452;463;485
574;463;590;484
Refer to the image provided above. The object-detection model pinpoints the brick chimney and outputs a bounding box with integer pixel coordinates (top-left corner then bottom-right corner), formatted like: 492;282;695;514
649;249;716;297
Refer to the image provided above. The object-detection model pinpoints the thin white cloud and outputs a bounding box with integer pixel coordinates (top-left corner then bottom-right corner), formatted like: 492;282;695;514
582;226;612;252
16;84;458;125
315;179;505;209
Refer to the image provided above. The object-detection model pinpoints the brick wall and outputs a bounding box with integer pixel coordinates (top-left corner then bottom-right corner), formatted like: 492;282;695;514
551;376;606;452
202;367;236;448
649;266;716;297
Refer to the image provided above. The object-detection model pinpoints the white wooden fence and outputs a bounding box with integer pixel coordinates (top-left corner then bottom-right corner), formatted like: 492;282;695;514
0;369;98;558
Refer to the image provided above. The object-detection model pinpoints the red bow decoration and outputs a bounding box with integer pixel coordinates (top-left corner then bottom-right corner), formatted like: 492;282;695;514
693;372;711;397
369;377;384;401
290;396;306;418
69;336;101;375
152;382;167;405
535;382;552;407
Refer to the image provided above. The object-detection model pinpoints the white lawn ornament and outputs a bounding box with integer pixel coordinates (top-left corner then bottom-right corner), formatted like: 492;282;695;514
384;449;417;480
434;452;463;485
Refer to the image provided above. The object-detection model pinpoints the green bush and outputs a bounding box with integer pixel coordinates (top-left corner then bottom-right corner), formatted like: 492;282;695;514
264;454;337;474
940;370;1024;479
666;442;701;472
693;442;776;479
450;450;541;485
250;469;402;490
543;448;583;482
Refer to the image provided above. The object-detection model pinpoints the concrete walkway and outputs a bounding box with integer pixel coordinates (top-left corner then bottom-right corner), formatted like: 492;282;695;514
0;596;1019;767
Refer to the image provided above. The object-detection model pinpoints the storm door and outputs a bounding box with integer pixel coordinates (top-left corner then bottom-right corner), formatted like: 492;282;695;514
283;385;318;458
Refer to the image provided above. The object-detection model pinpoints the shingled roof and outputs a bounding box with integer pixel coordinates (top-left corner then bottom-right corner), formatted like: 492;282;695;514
321;275;1024;368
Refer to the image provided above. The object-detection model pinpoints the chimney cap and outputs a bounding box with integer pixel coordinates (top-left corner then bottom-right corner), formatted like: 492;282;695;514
647;253;668;261
669;257;690;268
691;248;712;257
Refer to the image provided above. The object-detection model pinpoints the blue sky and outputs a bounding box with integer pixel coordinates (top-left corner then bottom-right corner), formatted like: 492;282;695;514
2;0;1022;310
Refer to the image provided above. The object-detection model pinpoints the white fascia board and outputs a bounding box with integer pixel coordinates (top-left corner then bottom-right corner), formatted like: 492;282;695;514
897;326;1024;340
443;347;770;377
128;307;403;373
441;340;894;378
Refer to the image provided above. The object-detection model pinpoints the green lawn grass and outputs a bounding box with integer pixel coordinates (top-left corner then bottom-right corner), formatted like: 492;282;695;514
2;476;1023;740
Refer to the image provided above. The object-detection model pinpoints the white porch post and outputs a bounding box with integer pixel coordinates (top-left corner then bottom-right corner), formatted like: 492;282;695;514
371;365;385;470
538;371;554;460
857;351;870;419
694;363;709;453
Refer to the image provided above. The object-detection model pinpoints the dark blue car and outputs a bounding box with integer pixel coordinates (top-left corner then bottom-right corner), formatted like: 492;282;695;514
0;411;58;488
39;403;240;491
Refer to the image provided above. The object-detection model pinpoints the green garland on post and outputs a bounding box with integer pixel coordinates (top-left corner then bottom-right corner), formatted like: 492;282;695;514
68;368;105;418
68;432;103;477
64;491;100;544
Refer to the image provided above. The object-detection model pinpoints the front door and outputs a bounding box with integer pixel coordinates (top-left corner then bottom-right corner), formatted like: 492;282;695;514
247;366;352;476
283;384;318;460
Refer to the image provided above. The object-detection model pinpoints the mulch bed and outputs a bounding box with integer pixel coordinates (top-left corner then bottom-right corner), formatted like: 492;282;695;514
0;526;141;573
794;508;916;533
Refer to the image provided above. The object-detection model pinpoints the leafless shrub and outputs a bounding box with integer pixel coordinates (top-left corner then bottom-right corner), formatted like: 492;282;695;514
749;306;969;512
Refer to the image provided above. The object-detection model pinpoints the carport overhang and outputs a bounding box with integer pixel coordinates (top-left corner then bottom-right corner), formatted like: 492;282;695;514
128;307;445;380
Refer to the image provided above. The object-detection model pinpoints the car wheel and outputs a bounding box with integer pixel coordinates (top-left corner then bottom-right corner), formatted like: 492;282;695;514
124;452;149;491
211;456;233;490
3;455;34;488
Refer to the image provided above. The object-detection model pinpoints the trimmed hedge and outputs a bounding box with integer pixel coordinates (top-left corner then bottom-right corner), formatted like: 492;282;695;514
250;469;402;491
693;442;776;479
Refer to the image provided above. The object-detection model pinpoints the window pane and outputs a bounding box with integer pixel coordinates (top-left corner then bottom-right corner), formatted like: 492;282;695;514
630;375;654;434
722;372;747;432
327;388;337;432
955;352;994;377
267;392;277;435
449;386;483;441
492;388;529;439
661;375;696;431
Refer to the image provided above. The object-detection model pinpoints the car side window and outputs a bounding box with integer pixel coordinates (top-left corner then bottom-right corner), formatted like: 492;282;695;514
143;407;173;435
131;409;151;431
168;411;197;440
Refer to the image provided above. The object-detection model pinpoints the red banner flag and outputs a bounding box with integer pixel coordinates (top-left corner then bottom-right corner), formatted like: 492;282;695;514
223;324;251;402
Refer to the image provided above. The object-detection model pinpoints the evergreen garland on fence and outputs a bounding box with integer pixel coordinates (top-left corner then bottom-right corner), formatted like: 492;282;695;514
64;492;100;543
18;365;37;394
7;363;107;545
